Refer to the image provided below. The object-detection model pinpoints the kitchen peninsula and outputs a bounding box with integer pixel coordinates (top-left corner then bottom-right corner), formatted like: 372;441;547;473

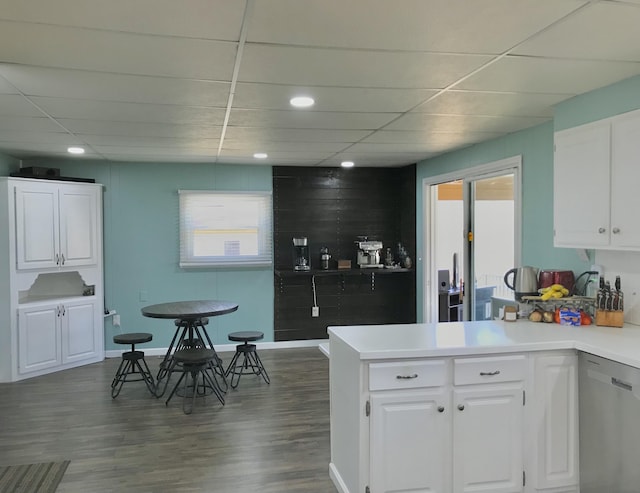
328;320;640;493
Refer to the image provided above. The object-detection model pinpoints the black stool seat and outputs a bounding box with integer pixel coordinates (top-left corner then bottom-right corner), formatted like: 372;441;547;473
165;348;225;413
225;331;270;389
228;331;264;343
114;332;153;345
111;332;155;398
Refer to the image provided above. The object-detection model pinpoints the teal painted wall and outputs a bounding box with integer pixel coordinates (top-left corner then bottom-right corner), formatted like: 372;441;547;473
555;74;640;131
0;152;18;175
39;160;274;350
415;123;590;321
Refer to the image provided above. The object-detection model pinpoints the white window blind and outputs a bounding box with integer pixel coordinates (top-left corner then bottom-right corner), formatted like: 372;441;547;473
179;190;273;267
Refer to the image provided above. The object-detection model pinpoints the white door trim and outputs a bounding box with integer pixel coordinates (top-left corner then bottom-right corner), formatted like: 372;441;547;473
421;155;522;323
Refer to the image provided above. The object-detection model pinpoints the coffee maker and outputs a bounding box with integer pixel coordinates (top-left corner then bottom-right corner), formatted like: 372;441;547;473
356;239;383;268
292;237;310;271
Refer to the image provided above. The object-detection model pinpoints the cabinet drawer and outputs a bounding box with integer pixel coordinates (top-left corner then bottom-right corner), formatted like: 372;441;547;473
369;360;447;391
454;355;526;385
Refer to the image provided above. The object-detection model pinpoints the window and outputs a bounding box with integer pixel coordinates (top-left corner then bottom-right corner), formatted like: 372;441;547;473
179;190;273;267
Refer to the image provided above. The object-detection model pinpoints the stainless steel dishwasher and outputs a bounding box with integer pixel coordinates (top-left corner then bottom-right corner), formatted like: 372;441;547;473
579;352;640;493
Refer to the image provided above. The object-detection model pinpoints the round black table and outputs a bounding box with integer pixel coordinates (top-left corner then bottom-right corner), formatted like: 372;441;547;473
141;300;239;396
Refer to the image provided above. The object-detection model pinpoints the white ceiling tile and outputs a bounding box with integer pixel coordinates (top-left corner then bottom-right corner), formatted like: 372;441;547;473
81;135;220;148
513;2;640;62
248;0;585;54
0;141;98;154
58;119;223;139
93;146;219;157
223;127;370;143
0;116;63;132
0;94;45;117
385;113;550;133
233;83;438;112
101;154;217;163
239;44;492;88
1;0;245;40
217;155;320;166
31;97;227;125
0;21;238;80
0;66;231;105
222;141;349;153
228;109;400;130
412;91;568;117
456;55;640;94
362;130;504;149
329;152;427;167
220;149;334;160
0;131;84;145
0;76;20;94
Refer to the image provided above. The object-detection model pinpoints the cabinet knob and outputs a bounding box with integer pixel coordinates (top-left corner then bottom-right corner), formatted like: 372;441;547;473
438;406;445;413
613;227;620;234
457;404;465;411
598;227;606;234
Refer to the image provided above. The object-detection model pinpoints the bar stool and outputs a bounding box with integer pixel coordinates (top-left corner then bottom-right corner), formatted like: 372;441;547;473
165;348;225;414
111;333;156;398
225;331;270;389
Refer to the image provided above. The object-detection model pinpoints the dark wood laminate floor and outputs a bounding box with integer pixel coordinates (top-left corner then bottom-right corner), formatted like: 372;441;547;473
0;348;336;493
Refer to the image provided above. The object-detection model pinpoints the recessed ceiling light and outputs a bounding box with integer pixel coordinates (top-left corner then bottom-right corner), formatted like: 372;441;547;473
341;161;355;168
253;152;268;159
290;96;315;108
67;146;85;155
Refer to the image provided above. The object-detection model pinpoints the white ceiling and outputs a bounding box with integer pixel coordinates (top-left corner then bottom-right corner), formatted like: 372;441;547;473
1;0;640;167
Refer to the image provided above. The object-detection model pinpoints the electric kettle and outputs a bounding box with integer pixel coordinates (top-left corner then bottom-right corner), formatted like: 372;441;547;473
504;266;539;301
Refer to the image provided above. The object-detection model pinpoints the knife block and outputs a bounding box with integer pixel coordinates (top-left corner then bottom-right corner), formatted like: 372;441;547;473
595;309;624;328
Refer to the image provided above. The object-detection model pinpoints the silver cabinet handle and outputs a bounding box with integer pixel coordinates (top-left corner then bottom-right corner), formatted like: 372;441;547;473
396;374;418;380
457;404;465;411
61;253;65;265
55;253;60;265
479;370;501;376
612;227;620;234
598;227;606;234
437;406;445;413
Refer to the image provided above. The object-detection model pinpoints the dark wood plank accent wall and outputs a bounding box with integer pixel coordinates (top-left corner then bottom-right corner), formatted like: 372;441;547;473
273;165;416;341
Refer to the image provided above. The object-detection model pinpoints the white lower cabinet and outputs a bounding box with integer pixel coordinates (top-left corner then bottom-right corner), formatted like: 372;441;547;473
530;352;579;492
18;299;98;375
370;389;449;493
453;384;523;493
329;345;579;493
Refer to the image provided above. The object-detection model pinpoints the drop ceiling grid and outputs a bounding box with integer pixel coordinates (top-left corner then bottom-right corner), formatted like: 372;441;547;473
0;0;640;164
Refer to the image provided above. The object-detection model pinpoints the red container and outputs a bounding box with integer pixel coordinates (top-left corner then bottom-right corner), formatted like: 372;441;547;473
538;270;575;293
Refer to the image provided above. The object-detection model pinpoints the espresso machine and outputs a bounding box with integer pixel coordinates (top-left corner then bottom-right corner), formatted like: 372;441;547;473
292;237;310;271
355;239;384;268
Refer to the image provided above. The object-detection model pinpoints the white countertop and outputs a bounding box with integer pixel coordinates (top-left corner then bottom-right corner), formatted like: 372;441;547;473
328;320;640;368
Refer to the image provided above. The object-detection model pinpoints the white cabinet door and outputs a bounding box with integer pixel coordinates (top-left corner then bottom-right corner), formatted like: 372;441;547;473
553;121;611;248
14;182;99;270
611;112;640;249
532;353;578;490
452;384;524;493
15;182;60;270
370;389;449;493
61;300;97;364
18;305;61;374
58;185;98;267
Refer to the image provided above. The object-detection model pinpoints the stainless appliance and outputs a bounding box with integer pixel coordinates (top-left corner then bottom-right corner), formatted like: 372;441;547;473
293;237;310;271
503;266;539;301
539;269;575;293
320;246;331;270
579;353;640;493
356;240;383;268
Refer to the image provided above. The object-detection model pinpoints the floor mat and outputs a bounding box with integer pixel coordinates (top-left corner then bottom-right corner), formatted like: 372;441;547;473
0;461;70;493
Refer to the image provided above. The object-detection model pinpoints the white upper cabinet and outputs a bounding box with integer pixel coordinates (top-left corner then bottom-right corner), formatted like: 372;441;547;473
554;109;640;250
15;181;99;269
610;111;640;249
